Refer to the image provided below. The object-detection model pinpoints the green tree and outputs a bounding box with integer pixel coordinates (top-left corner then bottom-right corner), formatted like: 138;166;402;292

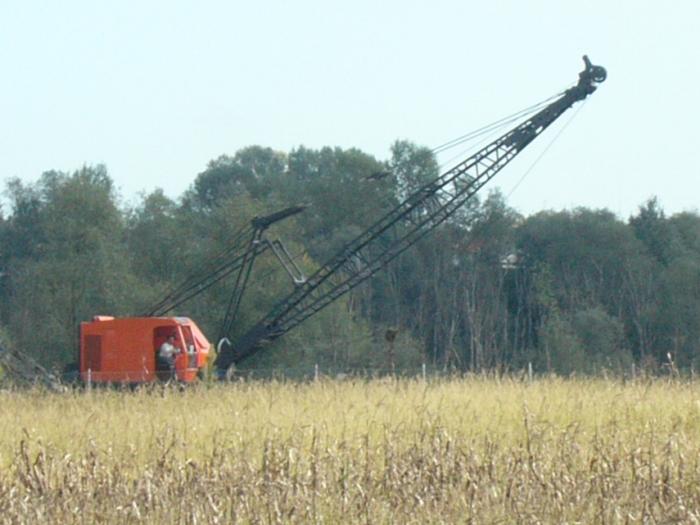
4;166;141;368
126;189;184;287
187;146;287;211
654;256;700;367
667;211;700;259
630;197;676;265
572;306;632;373
389;140;439;199
538;313;586;375
2;177;45;261
285;146;392;260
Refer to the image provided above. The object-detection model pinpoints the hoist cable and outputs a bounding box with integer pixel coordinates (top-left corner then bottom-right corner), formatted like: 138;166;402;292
430;90;566;154
505;99;588;200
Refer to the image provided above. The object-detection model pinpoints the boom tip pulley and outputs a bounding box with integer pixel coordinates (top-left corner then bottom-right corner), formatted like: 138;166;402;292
582;55;607;84
571;55;607;99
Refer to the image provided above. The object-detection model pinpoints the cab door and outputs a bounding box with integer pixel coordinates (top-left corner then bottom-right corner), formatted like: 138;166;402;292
174;326;198;382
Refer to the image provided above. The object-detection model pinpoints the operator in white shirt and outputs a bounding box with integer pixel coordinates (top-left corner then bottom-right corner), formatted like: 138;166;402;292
157;334;180;380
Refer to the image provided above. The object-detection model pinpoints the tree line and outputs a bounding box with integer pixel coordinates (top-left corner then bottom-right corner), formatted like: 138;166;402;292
1;142;699;376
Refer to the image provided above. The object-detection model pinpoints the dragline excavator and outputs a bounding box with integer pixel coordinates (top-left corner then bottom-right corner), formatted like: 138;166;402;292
72;56;606;384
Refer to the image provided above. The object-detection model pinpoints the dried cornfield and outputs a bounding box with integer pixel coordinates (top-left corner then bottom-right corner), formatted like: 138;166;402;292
1;377;699;523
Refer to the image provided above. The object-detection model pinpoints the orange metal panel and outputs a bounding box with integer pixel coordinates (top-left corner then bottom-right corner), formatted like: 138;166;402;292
79;317;211;384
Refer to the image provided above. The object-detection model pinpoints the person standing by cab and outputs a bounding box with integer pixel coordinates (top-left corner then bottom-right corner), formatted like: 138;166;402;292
157;334;180;380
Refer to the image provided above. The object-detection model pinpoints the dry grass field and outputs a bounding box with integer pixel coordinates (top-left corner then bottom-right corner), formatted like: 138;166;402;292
1;377;700;523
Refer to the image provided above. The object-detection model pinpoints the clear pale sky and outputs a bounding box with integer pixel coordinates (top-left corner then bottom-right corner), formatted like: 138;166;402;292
1;1;698;218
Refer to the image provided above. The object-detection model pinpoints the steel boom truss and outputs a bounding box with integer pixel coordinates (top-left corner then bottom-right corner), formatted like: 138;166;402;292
213;56;607;371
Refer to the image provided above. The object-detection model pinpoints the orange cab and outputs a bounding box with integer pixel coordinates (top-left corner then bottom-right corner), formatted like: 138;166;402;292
79;316;210;383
